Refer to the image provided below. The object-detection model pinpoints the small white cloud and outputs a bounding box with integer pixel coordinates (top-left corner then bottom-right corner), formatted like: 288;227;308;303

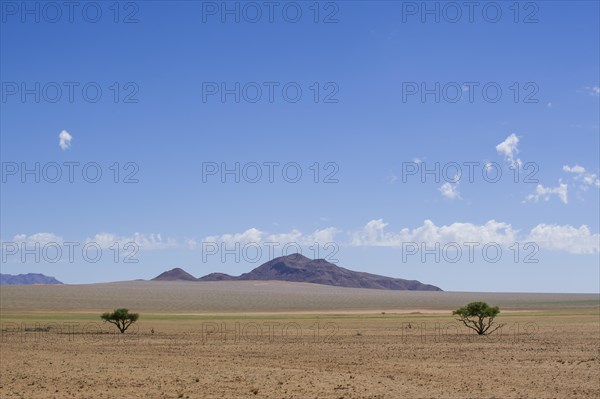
496;133;522;167
185;238;198;250
11;232;63;245
351;219;389;246
547;102;552;108
204;228;263;246
585;86;600;96
86;232;178;250
58;130;72;150
439;182;461;200
562;164;599;191
6;232;181;250
563;164;586;174
203;227;339;247
525;182;568;204
267;227;340;246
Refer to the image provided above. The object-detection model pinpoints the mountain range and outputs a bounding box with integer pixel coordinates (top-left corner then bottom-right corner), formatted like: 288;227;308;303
0;273;64;285
153;254;441;291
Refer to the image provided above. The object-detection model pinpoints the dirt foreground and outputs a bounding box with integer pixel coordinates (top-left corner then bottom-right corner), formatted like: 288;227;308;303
1;283;598;398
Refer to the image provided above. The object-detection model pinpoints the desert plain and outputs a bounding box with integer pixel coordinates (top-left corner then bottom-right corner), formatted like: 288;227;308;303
1;281;598;398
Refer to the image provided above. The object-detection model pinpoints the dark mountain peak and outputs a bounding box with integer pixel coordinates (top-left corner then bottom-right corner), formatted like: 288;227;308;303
197;272;236;281
282;253;311;261
258;254;345;271
152;268;197;281
200;254;442;291
266;253;312;266
0;273;63;285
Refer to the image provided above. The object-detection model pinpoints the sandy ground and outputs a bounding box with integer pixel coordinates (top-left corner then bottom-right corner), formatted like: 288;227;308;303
1;281;598;312
1;282;598;398
1;311;599;398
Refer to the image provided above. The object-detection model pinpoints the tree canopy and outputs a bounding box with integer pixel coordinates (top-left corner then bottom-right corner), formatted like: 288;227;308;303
101;308;139;334
453;301;504;336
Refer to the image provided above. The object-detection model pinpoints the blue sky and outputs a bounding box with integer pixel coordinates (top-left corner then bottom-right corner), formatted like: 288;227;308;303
1;1;599;292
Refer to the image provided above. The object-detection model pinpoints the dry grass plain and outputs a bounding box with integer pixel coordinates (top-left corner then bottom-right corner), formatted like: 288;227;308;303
1;281;599;398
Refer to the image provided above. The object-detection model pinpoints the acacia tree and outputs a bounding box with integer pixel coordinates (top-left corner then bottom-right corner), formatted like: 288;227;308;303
101;308;139;334
453;302;504;336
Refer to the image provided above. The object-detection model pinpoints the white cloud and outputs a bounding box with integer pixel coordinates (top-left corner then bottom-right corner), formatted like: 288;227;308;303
562;164;600;191
527;224;600;254
496;133;522;167
268;229;332;245
10;232;63;245
439;182;461;200
7;223;599;257
184;238;198;250
86;233;178;249
58;130;73;150
204;227;339;247
5;232;179;250
351;219;390;246
586;177;600;188
351;219;517;247
483;161;494;172
351;219;600;255
265;229;304;244
308;227;339;244
5;228;339;253
204;228;264;246
525;182;568;204
563;164;586;174
585;86;600;96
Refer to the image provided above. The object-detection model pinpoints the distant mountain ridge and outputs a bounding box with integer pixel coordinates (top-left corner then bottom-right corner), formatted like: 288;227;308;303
0;273;63;285
156;254;442;291
152;268;197;281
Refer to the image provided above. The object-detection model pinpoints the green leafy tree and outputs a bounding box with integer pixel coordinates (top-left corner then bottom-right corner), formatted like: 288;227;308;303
101;308;139;334
453;302;504;336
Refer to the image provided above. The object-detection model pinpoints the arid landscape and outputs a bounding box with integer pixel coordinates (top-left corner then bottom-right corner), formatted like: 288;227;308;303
1;281;598;398
2;1;599;398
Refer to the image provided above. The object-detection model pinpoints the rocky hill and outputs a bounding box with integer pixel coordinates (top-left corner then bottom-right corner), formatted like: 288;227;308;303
152;268;197;281
0;273;63;285
197;254;441;291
